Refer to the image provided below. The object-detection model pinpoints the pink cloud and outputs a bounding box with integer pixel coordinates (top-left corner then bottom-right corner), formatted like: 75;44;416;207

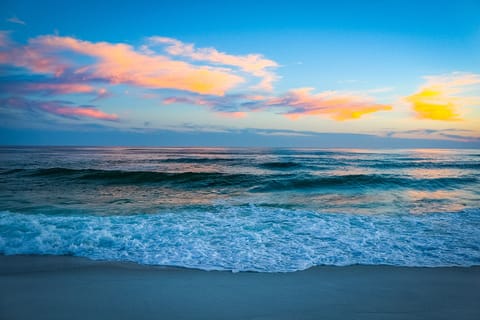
2;97;118;121
28;83;97;94
0;81;110;102
0;31;11;46
41;104;118;121
163;96;213;107
0;34;68;75
217;111;247;118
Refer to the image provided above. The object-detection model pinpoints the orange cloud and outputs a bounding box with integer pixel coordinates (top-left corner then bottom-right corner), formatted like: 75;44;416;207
150;37;278;91
406;72;480;121
265;88;392;121
0;33;245;96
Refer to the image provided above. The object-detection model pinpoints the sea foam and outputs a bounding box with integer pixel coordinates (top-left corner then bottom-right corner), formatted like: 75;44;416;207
1;207;479;272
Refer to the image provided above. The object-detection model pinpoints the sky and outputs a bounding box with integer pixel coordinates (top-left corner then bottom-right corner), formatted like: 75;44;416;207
1;0;479;147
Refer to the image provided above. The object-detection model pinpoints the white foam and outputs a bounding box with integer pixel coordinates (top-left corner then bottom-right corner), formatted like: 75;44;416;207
1;207;479;272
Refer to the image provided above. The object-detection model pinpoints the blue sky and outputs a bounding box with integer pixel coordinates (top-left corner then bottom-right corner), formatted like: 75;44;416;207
1;0;479;147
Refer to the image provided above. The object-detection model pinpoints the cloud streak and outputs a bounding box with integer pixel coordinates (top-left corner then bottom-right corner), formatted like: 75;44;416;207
0;80;110;101
164;88;392;121
1;97;118;121
383;128;479;142
6;16;26;25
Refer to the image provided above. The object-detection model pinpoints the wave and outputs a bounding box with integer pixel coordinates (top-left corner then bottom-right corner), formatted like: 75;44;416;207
258;161;304;170
1;208;479;272
2;168;477;192
250;174;477;192
0;168;25;175
160;157;238;163
362;161;480;170
21;168;255;187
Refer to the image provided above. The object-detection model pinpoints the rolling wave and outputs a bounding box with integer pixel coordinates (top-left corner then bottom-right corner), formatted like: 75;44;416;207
160;157;238;163
250;174;476;192
22;168;254;187
2;167;476;191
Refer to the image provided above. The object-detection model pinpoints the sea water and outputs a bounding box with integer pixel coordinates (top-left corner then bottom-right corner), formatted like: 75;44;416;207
1;147;479;272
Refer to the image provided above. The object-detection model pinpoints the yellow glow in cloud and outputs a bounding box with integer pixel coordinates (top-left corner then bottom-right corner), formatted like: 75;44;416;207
406;72;480;121
405;88;460;121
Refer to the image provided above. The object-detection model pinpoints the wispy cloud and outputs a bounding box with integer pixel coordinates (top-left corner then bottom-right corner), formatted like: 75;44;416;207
0;80;110;101
382;128;479;142
0;31;11;46
1;97;118;121
163;93;257;114
405;72;480;121
149;37;279;91
6;16;26;25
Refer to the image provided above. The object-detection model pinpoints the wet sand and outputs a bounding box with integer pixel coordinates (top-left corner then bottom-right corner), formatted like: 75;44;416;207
1;255;479;320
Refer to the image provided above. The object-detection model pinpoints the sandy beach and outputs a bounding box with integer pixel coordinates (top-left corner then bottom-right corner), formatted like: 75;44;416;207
1;255;479;320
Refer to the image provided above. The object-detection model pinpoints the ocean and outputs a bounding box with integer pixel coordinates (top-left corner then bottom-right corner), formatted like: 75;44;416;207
1;147;479;272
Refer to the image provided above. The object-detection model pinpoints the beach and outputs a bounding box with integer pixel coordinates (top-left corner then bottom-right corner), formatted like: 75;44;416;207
1;255;479;320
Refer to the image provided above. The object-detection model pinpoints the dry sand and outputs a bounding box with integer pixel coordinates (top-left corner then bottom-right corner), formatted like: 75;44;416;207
1;255;479;320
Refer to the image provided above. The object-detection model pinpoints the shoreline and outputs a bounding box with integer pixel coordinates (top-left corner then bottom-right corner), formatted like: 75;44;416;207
1;255;479;320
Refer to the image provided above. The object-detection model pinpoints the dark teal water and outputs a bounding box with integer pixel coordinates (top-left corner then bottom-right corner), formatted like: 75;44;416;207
1;147;479;271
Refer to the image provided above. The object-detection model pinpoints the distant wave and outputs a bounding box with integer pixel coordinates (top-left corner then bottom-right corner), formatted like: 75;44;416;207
160;157;238;163
363;161;480;169
250;174;477;192
0;168;24;175
19;167;255;187
258;161;304;170
2;168;476;191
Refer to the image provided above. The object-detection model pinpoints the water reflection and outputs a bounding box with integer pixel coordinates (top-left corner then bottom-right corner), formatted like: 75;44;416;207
402;190;468;214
